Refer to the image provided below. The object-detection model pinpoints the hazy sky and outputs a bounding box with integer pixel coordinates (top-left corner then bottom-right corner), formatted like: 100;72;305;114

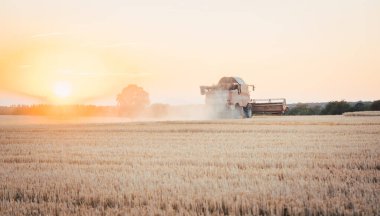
0;0;379;105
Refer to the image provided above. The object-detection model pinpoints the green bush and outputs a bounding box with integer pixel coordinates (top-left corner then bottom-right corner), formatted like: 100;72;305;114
370;100;380;111
321;101;351;115
287;104;321;115
350;101;371;112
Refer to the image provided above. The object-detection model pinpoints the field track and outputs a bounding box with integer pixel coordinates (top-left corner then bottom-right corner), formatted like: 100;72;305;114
0;116;379;215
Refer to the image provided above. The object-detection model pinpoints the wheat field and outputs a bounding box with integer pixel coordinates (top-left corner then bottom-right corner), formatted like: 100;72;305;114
0;116;379;215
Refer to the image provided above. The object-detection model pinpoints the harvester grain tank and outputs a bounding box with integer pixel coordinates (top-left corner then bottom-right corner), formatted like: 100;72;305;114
200;77;287;118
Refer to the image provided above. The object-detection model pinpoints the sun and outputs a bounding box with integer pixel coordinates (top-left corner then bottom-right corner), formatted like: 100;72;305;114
53;81;72;98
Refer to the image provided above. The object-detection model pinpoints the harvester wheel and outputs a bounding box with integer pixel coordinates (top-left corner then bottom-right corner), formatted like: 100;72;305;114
243;104;252;118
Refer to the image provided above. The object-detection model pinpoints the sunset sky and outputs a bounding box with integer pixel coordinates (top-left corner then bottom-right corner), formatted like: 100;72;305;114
0;0;379;105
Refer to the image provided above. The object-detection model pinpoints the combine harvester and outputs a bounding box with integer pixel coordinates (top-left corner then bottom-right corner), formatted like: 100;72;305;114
200;77;287;118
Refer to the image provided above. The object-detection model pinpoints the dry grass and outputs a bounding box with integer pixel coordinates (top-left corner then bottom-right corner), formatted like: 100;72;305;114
0;116;379;215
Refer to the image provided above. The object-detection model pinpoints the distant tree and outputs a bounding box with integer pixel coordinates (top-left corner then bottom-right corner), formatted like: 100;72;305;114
350;101;366;112
116;84;150;117
370;100;380;111
310;105;322;115
287;104;321;115
321;100;351;115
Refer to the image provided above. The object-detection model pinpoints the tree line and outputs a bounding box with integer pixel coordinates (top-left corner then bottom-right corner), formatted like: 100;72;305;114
0;104;118;116
0;84;169;118
1;83;379;117
286;100;380;115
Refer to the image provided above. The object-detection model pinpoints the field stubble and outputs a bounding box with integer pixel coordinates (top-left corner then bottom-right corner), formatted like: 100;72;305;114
0;116;379;215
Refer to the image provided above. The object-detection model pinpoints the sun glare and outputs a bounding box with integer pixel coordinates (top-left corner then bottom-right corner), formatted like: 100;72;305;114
53;81;71;98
